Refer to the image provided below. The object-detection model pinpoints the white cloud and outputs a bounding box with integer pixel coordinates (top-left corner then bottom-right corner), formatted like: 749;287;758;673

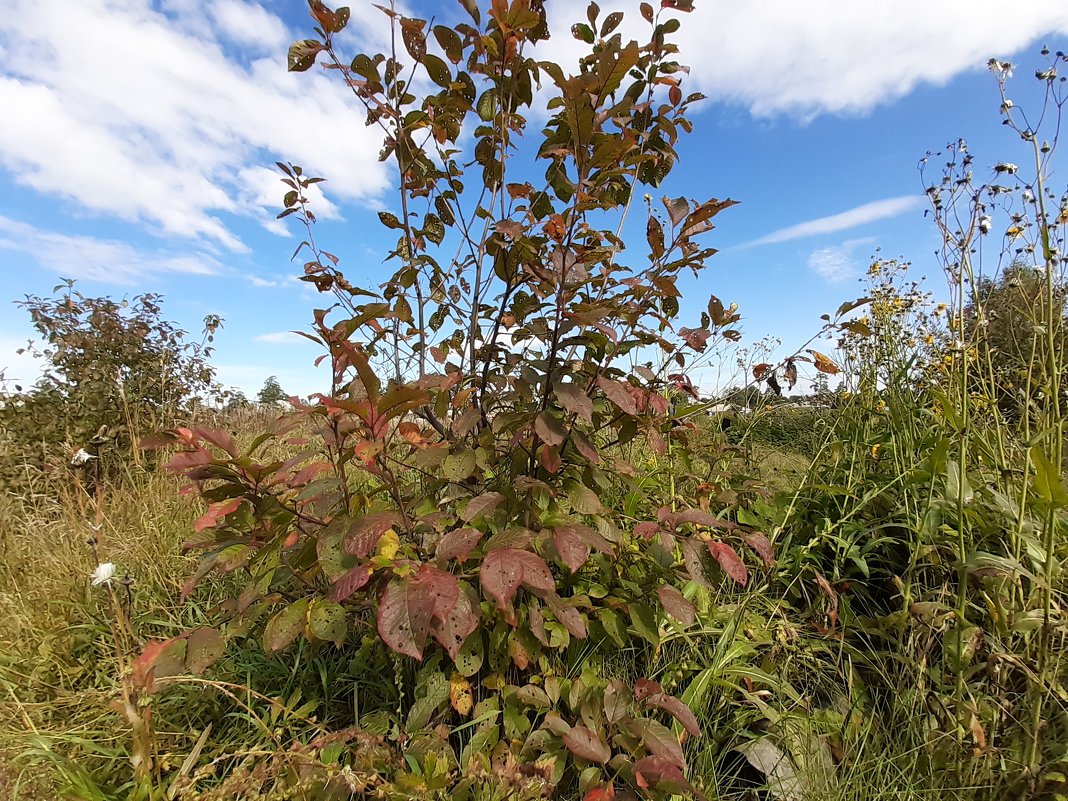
743;196;921;247
536;2;1068;118
0;215;223;283
0;334;44;390
807;237;876;283
254;331;311;344
210;0;289;51
0;0;393;251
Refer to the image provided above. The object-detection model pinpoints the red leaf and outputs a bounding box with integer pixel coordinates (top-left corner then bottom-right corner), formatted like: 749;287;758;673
436;527;483;563
534;412;566;446
193;498;242;533
656;586;696;625
597;376;638;415
584;784;615;801
556;382;593;424
554;526;591;572
633;755;690;792
462;491;504;522
479;549;523;611
431;581;479;660
563;726;611;764
378;565;459;660
645;693;701;737
634;678;662;701
193;427;237;457
634;522;661;540
707;541;748;586
742;531;776;567
344;511;399;557
479;548;555;611
539;444;562;474
329;565;371;602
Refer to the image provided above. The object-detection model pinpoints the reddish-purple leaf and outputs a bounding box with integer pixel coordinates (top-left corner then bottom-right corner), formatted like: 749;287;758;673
554;527;591;572
344;511;399;557
539;444;562;474
164;448;212;473
462;492;504;522
634;522;661;540
667;508;738;530
546;593;588;639
556;382;594;424
656;586;696;625
708;541;748;586
743;531;776;567
534;412;567;446
430;581;479;660
678;538;714;589
645;693;701;737
634;678;663;701
329;565;371;602
572;429;602;464
625;718;685;768
633;755;690;792
436;527;483;563
377;578;433;659
480;548;555;611
597;376;638;415
480;548;524;611
563;726;611;764
193;498;242;533
193;427;237;457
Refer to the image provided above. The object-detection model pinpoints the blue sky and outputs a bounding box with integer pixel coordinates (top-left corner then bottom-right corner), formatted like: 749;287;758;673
2;0;1067;398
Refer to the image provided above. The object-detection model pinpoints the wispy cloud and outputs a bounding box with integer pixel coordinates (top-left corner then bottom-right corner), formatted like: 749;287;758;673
0;0;393;250
0;215;223;283
742;196;921;247
254;331;311;345
807;237;876;283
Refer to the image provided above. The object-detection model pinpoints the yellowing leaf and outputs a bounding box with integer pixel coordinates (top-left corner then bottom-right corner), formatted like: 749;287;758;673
807;350;840;375
377;529;400;561
450;671;473;716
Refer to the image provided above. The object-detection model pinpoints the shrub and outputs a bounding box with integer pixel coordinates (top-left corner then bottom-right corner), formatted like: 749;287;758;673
134;1;814;797
0;280;221;485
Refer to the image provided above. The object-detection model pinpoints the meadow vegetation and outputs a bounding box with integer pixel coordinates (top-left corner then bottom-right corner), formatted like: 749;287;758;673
1;2;1067;800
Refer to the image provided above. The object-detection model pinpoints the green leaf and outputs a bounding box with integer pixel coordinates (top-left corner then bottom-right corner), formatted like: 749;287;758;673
568;482;603;514
1031;446;1068;507
629;602;659;646
263;597;310;654
307;597;347;646
444;450;477;482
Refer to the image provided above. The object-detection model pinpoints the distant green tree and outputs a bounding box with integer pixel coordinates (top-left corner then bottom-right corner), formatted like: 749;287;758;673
257;376;286;405
966;262;1068;417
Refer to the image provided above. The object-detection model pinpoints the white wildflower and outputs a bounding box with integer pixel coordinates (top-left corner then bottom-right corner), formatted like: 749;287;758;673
70;448;96;467
978;216;992;234
91;563;117;587
994;163;1019;175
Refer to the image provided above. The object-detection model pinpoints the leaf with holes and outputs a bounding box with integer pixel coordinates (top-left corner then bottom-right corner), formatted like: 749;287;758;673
597;376;638;415
436;527;483;563
308;597;347;646
344;512;399;557
264;598;310;654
